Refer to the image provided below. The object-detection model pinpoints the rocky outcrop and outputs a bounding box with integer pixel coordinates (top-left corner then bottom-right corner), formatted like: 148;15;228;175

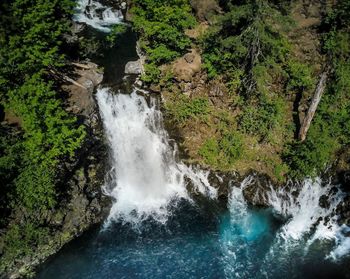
125;60;143;75
1;62;110;279
172;49;201;83
64;62;103;118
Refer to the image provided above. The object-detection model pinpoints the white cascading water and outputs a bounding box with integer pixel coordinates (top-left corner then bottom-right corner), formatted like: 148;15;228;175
74;0;123;32
96;88;217;226
264;178;350;260
222;177;350;278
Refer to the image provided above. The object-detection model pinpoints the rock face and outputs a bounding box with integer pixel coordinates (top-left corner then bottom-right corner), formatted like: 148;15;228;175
1;61;110;279
124;60;143;75
64;62;103;118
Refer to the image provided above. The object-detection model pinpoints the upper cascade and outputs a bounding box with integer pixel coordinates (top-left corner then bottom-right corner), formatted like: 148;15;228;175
74;0;123;32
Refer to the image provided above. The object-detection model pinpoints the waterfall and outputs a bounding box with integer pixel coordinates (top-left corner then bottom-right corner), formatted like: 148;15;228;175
74;0;123;32
265;178;350;260
221;177;350;278
96;88;217;226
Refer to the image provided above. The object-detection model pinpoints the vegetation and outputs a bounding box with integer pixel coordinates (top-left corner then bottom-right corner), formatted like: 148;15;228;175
130;0;196;82
0;0;86;271
283;0;350;177
141;0;350;180
165;94;210;124
0;0;85;210
199;131;244;169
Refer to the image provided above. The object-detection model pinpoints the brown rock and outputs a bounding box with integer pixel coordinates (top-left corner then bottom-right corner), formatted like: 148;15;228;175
172;49;202;82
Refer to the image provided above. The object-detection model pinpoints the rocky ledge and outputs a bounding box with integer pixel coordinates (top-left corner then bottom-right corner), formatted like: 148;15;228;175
1;62;111;279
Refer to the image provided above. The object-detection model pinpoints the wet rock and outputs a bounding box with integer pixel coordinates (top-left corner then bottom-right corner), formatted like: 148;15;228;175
135;79;143;88
120;2;127;10
64;62;103;119
242;173;274;206
125;60;142;75
82;79;94;94
319;194;330;209
339;171;350;191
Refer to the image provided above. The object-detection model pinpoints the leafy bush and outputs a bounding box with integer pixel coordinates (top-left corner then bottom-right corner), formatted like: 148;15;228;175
201;0;292;96
285;60;314;92
284;126;339;178
1;223;49;271
165;95;210;124
106;24;128;45
198;138;220;166
199;131;244;168
239;97;285;141
0;0;85;210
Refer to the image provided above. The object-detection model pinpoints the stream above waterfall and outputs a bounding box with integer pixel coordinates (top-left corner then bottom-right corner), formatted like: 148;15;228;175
36;1;350;278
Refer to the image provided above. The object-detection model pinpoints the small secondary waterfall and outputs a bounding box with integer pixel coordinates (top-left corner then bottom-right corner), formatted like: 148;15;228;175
96;88;217;226
74;0;123;32
220;177;350;278
265;178;350;260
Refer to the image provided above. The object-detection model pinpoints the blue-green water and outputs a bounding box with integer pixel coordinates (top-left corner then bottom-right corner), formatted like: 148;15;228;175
36;199;350;279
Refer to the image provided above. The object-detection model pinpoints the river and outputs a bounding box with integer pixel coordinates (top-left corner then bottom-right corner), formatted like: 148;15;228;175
36;1;350;278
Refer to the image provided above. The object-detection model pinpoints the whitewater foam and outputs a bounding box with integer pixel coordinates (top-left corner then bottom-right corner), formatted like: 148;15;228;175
74;0;123;32
265;178;350;259
96;88;217;226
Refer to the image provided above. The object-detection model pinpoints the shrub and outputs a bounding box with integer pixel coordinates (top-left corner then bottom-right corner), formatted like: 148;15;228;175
130;0;196;83
199;131;244;168
239;97;285;141
286;60;314;92
165;95;210;124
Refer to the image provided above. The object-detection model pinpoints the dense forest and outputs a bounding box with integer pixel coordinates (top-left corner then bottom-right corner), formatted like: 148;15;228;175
0;0;350;277
0;0;87;274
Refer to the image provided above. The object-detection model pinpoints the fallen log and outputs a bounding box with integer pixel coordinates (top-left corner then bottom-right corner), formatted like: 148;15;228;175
49;69;87;89
71;62;94;70
298;68;329;142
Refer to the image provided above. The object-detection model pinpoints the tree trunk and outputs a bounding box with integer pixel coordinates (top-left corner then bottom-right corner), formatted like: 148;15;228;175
298;69;329;142
49;69;87;89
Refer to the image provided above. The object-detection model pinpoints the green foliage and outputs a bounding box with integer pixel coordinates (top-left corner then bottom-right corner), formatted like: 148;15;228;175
8;74;85;162
1;223;49;269
201;0;292;96
0;0;85;210
107;24;128;45
199;138;220;166
284;125;339;178
283;0;350;178
142;63;162;83
285;60;314;92
239;97;285;141
165;95;210;124
199;131;244;168
130;0;196;82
